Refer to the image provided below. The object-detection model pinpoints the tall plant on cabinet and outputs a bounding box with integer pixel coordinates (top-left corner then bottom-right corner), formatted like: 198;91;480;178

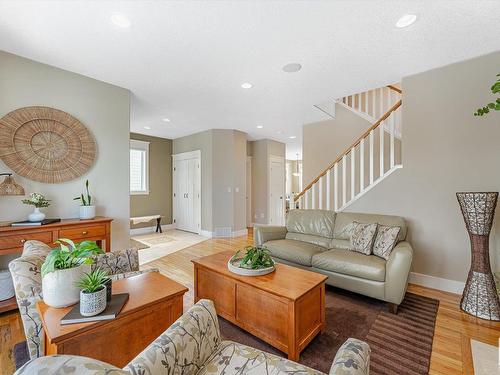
74;180;95;219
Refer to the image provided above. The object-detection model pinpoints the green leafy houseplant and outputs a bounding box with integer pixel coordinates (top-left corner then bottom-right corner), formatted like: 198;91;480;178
73;179;92;206
41;238;104;278
474;73;500;116
21;192;50;208
233;245;275;270
76;268;109;293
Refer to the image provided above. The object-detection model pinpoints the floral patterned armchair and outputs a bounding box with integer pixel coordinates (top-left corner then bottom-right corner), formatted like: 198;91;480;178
15;299;371;375
8;240;157;360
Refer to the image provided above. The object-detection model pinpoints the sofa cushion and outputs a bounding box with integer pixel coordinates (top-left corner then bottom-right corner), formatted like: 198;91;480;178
312;249;386;282
265;239;326;267
286;232;332;248
286;209;336;238
350;222;378;255
198;341;324;375
334;212;407;242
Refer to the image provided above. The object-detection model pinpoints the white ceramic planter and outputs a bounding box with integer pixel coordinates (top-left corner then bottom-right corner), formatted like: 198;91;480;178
80;286;107;317
28;207;45;222
79;205;96;220
42;264;90;308
227;257;275;277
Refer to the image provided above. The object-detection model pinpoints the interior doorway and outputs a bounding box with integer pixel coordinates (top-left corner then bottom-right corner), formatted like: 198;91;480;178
269;155;285;225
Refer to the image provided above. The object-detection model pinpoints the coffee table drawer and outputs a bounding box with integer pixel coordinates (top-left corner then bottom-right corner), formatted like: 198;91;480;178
59;225;106;241
0;231;53;250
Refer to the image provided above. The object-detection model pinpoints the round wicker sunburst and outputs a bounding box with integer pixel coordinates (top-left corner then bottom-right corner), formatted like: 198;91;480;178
0;106;96;183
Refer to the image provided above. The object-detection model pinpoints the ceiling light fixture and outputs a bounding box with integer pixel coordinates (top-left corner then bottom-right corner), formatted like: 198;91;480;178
144;126;151;130
111;14;131;28
256;125;263;129
289;135;297;139
276;130;283;135
162;118;171;122
282;63;302;73
395;14;417;28
241;82;253;89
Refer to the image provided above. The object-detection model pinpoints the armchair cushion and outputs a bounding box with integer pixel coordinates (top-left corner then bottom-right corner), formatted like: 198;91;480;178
198;341;323;375
124;299;221;375
16;355;128;375
329;338;371;375
91;248;139;274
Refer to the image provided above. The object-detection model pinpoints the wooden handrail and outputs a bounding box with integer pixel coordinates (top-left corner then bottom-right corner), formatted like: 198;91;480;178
387;85;402;94
294;99;402;202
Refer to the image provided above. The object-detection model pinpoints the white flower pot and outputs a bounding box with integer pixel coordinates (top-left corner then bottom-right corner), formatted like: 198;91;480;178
80;286;107;317
28;207;45;222
42;264;90;308
79;205;96;220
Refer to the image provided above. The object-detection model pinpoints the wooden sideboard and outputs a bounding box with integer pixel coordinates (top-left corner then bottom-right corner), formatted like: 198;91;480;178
0;216;113;313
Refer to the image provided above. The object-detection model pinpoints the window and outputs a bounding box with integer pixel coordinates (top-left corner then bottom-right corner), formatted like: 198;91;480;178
130;139;149;195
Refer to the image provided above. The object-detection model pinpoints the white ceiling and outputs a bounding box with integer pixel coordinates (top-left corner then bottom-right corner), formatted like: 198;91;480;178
1;1;499;159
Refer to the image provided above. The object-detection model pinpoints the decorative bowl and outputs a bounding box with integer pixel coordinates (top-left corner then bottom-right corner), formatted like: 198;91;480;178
227;257;275;276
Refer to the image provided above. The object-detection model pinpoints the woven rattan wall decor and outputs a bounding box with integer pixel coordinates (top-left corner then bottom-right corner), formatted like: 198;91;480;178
0;106;96;184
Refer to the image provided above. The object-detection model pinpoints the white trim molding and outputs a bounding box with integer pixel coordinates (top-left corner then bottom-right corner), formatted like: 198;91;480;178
409;272;465;295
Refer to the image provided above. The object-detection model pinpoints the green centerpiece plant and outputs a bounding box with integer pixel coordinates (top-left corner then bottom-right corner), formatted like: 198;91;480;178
234;245;275;270
41;238;104;308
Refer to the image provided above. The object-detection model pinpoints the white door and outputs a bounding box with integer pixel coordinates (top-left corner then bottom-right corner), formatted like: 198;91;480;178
246;157;252;227
269;156;285;225
173;151;201;233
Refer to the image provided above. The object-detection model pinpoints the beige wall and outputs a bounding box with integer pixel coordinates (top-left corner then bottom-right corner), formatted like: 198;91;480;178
130;133;172;229
249;139;286;224
303;104;371;186
347;51;500;282
0;51;130;267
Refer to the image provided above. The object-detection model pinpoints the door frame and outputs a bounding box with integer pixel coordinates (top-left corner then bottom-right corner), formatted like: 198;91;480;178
246;156;252;227
172;150;201;234
268;154;285;225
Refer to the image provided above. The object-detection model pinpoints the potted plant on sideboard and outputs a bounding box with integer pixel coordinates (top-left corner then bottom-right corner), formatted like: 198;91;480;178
74;179;96;219
21;192;50;222
76;268;109;317
41;238;103;308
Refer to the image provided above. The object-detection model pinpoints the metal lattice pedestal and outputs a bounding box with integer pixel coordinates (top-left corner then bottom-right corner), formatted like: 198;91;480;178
457;192;500;321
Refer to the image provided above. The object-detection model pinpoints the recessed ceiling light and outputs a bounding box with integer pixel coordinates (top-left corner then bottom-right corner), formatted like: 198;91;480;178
282;63;302;73
276;130;283;135
111;14;131;28
289;135;297;139
162;118;171;122
144;126;151;130
395;14;417;28
241;82;253;89
256;125;264;129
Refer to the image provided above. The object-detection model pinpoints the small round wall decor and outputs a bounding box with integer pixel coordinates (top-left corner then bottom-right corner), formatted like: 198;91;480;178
0;106;96;183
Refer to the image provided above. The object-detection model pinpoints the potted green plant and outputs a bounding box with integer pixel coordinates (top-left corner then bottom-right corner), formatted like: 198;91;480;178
228;245;275;276
41;238;103;308
474;73;500;116
74;179;95;220
21;192;50;222
76;268;109;317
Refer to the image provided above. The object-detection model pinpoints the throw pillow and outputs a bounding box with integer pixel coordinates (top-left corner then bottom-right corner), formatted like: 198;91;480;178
373;225;401;260
349;222;378;255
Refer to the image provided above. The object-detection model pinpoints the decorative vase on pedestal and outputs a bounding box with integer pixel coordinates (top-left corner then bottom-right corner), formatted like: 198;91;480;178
456;192;500;321
28;207;45;222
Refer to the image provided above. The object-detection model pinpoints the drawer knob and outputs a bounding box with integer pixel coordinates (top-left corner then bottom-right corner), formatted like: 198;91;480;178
82;231;88;235
20;239;26;244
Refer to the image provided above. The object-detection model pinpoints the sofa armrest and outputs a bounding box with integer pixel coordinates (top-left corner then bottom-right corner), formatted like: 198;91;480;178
253;225;287;247
91;248;139;276
384;241;413;305
329;338;370;375
14;355;128;375
124;299;221;374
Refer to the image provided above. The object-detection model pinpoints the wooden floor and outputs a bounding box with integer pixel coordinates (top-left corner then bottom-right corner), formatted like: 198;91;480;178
1;230;499;374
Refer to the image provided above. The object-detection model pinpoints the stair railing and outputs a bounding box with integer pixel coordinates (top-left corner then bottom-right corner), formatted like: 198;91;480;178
293;99;402;211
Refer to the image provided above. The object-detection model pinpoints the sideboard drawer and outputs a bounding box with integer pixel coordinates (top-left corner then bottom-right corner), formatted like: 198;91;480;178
59;225;106;241
0;231;53;250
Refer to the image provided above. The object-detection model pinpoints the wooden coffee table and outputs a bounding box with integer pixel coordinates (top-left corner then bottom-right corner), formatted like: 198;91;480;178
192;251;327;360
37;272;188;367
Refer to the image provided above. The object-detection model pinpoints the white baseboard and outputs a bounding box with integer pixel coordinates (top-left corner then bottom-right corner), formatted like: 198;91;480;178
130;223;176;236
200;228;248;238
409;272;465;294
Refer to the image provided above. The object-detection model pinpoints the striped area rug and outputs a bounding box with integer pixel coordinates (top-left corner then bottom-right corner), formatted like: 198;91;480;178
366;293;439;375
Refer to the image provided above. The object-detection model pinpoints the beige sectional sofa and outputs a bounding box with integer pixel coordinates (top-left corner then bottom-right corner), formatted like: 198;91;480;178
254;209;413;308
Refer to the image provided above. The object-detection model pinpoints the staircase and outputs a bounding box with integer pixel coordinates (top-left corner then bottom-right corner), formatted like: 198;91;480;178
293;85;403;211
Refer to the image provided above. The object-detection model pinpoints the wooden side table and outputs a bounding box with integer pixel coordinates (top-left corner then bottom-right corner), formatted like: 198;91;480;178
37;272;188;367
